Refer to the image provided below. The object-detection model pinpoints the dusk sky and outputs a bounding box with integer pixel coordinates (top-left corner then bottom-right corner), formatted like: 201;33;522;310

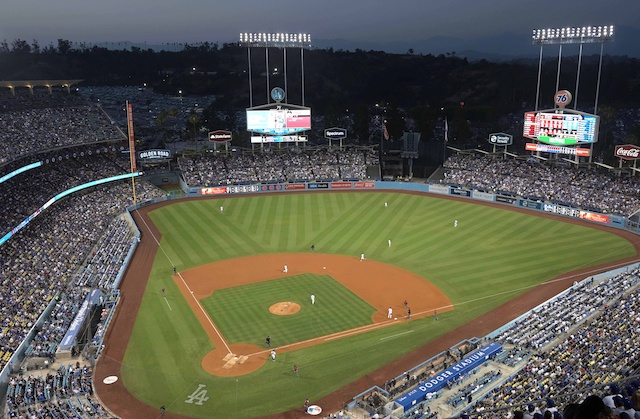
2;0;640;55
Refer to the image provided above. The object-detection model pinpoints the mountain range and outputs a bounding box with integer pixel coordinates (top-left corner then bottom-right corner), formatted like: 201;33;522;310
312;25;640;61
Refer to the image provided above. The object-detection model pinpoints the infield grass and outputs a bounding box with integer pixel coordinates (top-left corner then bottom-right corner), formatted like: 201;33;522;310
202;274;376;346
122;191;636;418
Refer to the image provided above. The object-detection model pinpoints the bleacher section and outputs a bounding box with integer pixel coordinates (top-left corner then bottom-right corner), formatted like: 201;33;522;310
177;146;379;187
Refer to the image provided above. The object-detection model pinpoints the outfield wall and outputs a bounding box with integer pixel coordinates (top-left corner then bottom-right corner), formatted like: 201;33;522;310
174;180;631;232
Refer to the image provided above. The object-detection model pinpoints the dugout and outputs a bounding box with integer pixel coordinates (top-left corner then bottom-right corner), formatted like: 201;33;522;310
56;289;103;359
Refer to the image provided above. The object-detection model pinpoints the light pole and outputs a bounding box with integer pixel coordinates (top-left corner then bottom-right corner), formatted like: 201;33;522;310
532;25;614;111
239;33;312;106
532;25;614;162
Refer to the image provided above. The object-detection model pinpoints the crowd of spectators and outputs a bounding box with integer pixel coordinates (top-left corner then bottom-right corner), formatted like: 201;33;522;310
0;178;162;370
467;271;640;417
0;145;139;229
0;95;163;378
443;153;640;216
5;363;114;418
0;93;161;418
18;215;136;363
178;146;378;186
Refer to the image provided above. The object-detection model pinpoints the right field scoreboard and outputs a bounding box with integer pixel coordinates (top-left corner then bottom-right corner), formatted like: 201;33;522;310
523;109;599;146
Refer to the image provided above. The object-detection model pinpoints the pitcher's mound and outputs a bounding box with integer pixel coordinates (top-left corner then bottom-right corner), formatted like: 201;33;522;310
269;302;301;315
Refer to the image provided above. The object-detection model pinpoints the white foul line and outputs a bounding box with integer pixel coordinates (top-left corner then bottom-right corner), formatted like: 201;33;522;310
380;330;414;341
164;296;172;311
176;272;233;354
135;210;233;355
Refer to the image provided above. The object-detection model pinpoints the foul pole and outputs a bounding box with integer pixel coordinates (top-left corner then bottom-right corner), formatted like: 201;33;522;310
126;101;138;206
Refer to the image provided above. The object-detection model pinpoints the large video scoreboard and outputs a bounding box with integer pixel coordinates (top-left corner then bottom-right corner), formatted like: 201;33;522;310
246;107;311;136
523;109;599;146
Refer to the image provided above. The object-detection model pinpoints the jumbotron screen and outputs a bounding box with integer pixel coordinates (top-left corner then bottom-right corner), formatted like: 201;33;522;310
523;111;599;146
246;108;311;136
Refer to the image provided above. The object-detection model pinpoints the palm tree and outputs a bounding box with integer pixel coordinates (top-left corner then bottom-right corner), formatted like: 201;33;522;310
188;113;200;141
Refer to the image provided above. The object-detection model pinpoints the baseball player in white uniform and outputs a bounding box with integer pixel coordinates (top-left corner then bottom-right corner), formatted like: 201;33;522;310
311;294;315;305
388;307;393;319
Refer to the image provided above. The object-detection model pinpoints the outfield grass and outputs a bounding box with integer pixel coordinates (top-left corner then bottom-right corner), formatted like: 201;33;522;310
202;274;376;346
121;192;636;418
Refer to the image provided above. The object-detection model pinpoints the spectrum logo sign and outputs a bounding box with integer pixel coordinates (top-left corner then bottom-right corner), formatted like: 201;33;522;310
324;127;347;140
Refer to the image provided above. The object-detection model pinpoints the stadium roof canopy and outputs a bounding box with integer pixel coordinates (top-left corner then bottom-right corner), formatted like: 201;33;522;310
0;79;83;91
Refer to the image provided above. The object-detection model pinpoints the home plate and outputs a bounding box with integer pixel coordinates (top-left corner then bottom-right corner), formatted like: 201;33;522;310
223;355;240;369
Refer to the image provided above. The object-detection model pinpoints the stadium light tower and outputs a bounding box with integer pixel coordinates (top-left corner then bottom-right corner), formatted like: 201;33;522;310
532;25;614;113
239;33;312;107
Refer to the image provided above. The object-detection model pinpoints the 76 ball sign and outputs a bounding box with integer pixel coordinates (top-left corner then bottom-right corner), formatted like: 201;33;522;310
554;90;572;108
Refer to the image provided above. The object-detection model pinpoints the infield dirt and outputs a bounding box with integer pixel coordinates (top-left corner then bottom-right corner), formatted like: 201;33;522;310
176;253;451;376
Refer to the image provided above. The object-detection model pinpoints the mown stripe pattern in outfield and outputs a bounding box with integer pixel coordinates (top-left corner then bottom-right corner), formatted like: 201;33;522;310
201;274;376;346
120;192;636;418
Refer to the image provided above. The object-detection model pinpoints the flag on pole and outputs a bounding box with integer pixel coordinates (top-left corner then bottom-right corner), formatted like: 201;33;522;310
444;117;449;143
382;121;390;141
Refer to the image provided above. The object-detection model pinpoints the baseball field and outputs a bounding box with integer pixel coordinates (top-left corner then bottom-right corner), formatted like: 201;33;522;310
94;191;637;418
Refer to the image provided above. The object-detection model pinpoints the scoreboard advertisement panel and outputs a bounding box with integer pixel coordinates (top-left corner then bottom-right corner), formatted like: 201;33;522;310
246;108;311;136
251;135;308;143
525;143;591;157
523;109;598;146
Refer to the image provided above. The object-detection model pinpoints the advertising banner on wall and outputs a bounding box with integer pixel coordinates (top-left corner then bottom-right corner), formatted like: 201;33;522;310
283;183;305;190
496;195;517;204
395;342;502;410
201;187;227;195
579;211;610;224
428;184;450;195
473;191;495;202
450;187;471;197
519;200;542;210
261;184;284;191
228;184;260;194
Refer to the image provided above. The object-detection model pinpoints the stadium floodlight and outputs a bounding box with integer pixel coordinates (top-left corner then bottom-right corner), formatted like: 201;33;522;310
239;32;312;49
532;25;614;45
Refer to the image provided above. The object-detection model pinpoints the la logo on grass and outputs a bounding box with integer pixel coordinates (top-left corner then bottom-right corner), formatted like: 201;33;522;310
185;384;210;405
